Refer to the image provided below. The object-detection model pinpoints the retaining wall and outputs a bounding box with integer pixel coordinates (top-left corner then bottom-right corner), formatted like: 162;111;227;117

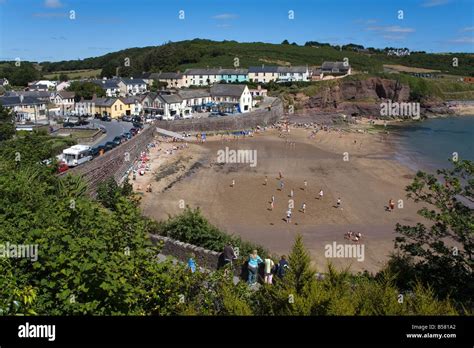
156;98;283;133
62;123;156;193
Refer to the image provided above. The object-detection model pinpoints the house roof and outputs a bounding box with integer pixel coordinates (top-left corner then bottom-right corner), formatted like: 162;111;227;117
92;97;119;107
92;79;120;89
210;84;246;97
157;94;183;104
177;89;211;99
155;72;184;79
277;66;308;73
219;69;249;75
5;91;51;99
185;68;221;75
321;61;350;71
120;78;146;85
56;91;75;99
0;96;44;106
120;96;142;105
248;65;279;73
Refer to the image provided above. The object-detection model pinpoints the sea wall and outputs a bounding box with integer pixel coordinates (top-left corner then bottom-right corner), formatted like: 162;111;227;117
156;98;283;132
61;123;156;194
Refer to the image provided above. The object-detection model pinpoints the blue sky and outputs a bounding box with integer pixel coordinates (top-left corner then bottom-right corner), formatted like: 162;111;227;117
0;0;472;62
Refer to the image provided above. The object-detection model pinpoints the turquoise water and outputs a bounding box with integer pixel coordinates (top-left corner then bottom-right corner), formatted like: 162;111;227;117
389;115;474;172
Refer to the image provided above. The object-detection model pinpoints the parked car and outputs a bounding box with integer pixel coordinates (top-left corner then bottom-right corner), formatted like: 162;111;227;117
57;162;69;173
98;125;107;134
130;128;138;136
123;132;132;140
132;122;143;129
121;115;133;122
101;115;112;122
104;141;115;151
112;136;122;146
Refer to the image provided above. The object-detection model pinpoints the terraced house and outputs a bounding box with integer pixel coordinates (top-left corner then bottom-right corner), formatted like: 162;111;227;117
183;68;249;86
117;78;148;96
0;95;47;123
91;97;126;118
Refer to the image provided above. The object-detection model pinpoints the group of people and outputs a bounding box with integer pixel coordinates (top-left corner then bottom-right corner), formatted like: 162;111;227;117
185;244;290;287
345;230;363;243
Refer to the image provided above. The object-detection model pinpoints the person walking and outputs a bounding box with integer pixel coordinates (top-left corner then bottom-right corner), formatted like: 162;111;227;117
389;198;395;212
231;179;235;188
286;209;292;223
290;189;294;198
264;176;268;186
319;189;324;200
264;258;275;284
301;202;306;214
336;197;342;209
303;180;307;190
280;180;284;191
247;250;263;285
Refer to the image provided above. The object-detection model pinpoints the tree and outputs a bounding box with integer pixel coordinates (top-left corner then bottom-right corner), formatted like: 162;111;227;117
286;234;316;295
0;104;15;142
281;40;290;45
59;73;69;81
66;81;105;101
389;159;473;308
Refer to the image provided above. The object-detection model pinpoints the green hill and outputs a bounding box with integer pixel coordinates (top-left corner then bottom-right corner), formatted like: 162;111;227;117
38;39;474;78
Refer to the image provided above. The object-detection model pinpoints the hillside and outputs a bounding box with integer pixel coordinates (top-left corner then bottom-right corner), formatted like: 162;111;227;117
38;39;474;78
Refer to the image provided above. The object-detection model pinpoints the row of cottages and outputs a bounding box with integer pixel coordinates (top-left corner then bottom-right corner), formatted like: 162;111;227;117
142;84;252;119
91;78;148;97
248;65;310;83
152;68;249;88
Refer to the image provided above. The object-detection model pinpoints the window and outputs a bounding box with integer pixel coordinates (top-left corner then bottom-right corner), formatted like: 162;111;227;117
115;105;117;111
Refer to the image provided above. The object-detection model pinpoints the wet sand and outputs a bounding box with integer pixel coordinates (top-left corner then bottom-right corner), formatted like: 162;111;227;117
139;128;424;274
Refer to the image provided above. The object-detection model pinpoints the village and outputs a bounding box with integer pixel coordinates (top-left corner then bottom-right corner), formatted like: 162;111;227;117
0;61;352;125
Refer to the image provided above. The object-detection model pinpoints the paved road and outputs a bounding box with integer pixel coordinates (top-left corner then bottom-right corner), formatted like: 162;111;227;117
88;119;134;147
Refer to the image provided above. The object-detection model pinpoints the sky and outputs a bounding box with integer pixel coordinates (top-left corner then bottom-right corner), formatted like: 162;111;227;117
0;0;473;62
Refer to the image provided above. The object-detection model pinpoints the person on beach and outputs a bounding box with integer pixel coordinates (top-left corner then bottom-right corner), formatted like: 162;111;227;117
389;198;395;212
231;179;235;188
303;180;307;190
271;195;275;203
286;209;292;223
319;189;324;200
264;258;275;284
336;197;342;209
146;184;152;193
270;201;274;211
301;202;306;214
188;253;196;273
290;189;294;198
264;176;268;186
279;171;283;179
280;180;284;191
247;250;263;285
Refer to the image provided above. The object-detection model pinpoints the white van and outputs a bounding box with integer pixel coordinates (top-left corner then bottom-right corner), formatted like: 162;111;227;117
62;145;92;167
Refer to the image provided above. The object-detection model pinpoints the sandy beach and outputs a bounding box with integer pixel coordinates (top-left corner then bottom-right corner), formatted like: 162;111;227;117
137;126;425;274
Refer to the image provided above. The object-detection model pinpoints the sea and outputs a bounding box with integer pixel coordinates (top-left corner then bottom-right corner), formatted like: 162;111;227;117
388;115;474;173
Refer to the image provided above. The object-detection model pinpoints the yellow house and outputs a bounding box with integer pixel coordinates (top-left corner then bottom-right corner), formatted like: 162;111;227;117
248;65;279;83
92;97;126;118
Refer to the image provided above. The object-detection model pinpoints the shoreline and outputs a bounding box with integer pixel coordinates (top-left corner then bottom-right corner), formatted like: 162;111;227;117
138;126;424;274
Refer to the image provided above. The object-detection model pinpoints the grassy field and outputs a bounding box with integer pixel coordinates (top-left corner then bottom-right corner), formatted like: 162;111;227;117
43;69;102;79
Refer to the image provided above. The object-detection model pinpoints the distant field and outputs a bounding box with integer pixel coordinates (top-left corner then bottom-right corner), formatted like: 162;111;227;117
43;69;102;79
383;64;441;73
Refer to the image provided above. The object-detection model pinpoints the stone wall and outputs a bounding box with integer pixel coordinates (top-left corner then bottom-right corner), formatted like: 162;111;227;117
62;123;156;194
156;98;283;133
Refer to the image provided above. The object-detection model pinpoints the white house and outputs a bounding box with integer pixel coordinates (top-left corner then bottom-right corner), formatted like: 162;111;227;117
118;78;148;96
51;91;75;115
210;84;253;113
29;80;57;90
92;79;121;97
276;66;310;82
0;95;47;123
56;81;71;91
177;89;212;111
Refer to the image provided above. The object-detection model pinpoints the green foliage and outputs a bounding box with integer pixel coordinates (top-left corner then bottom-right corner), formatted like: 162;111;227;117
0;62;41;86
0;104;15;142
39;39;474;79
66;81;105;100
96;177;133;210
389;159;473;310
152;207;268;259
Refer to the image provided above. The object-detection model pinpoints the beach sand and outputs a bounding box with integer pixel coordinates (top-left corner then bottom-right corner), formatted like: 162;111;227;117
139;128;425;274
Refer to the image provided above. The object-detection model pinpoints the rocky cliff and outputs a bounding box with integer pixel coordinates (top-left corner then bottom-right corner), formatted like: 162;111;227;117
301;77;452;117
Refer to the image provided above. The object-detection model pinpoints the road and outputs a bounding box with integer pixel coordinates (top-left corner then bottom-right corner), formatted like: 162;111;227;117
88;119;134;147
